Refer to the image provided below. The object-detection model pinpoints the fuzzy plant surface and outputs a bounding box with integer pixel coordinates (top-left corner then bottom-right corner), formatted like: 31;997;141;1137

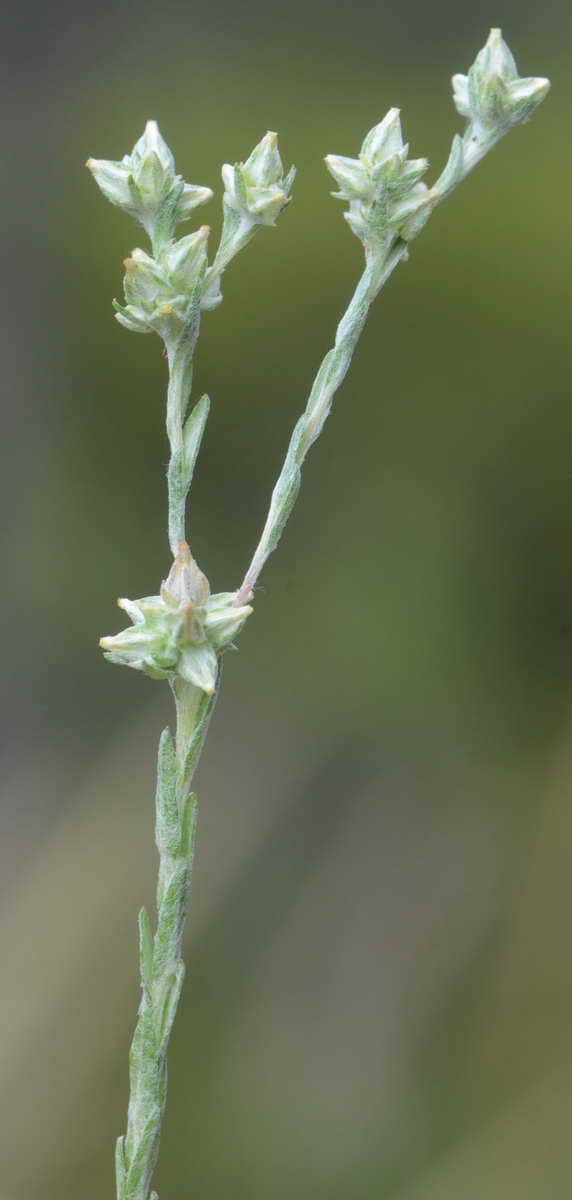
87;29;549;1200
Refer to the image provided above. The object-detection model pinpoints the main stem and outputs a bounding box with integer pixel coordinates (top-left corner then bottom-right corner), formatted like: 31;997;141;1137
116;236;404;1200
116;336;219;1199
116;675;217;1200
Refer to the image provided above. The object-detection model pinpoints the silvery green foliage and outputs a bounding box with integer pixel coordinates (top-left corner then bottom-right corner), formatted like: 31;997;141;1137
88;30;548;1200
101;542;252;695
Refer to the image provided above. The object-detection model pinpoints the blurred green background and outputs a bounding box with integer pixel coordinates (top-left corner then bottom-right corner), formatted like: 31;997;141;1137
2;0;572;1196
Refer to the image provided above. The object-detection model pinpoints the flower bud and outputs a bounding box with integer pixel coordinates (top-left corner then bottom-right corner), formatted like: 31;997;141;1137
453;29;550;132
131;121;175;174
359;108;404;164
326;107;430;250
87;121;212;243
162;226;210;290
221;132;295;227
113;226;210;338
100;543;252;693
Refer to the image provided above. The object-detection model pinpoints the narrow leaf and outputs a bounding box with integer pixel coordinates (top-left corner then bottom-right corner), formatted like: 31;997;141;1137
182;394;210;492
125;1112;160;1197
182;690;218;792
155;727;180;858
157;962;186;1050
153;861;189;978
180;791;198;860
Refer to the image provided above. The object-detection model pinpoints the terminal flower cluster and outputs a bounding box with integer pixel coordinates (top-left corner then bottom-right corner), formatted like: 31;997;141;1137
325;108;431;252
221;131;296;228
87;121;212;245
452;27;550;133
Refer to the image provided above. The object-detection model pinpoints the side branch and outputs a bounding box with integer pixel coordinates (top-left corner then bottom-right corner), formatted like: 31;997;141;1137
235;243;406;604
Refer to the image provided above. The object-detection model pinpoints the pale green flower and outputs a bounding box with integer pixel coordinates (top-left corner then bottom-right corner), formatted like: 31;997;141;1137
87;120;212;243
113;226;210;336
100;543;252;694
221;131;295;227
326;108;430;249
452;28;550;132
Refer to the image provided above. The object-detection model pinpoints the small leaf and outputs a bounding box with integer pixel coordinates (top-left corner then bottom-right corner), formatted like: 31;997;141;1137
180;791;198;860
181;690;217;790
153;861;189;978
182;394;210;492
157;962;186;1050
155;728;180;858
125;1112;160;1197
233;164;249;209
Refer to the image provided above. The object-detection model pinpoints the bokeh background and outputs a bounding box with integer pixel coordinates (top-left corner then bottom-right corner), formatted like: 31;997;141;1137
2;0;572;1196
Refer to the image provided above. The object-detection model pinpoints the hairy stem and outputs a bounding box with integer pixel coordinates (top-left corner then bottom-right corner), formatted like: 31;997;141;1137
116;680;217;1200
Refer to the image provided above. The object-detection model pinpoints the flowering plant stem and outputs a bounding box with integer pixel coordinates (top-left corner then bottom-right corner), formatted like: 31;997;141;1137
118;247;398;1199
87;30;548;1199
116;680;215;1200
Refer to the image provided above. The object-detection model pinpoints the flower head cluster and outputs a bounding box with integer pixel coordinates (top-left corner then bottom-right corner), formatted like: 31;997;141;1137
221;132;296;227
114;227;210;338
87;121;212;244
325;108;430;251
452;28;550;134
100;543;253;695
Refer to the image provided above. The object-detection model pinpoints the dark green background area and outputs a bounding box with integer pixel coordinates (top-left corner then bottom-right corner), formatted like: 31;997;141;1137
2;2;572;1197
